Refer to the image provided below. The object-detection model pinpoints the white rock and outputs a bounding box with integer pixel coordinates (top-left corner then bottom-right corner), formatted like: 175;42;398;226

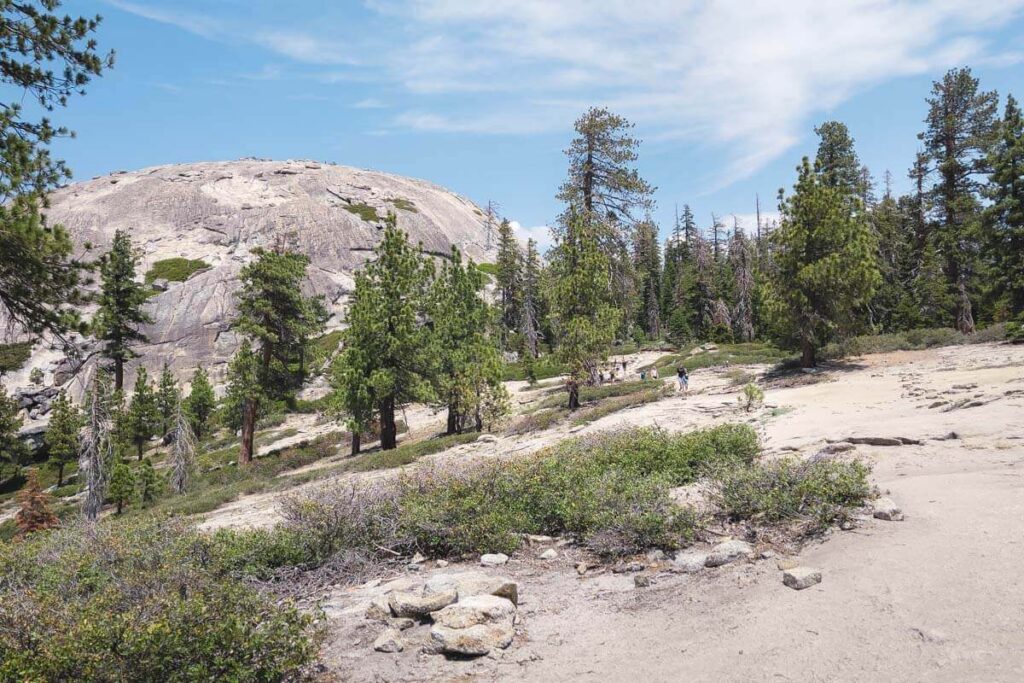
373;627;404;653
480;553;509;567
539;548;558;560
705;540;754;567
782;567;822;590
872;497;904;521
477;433;498;443
365;595;391;621
671;551;708;574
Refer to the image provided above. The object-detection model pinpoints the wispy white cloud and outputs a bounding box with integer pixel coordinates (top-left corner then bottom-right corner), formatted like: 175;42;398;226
253;31;356;66
509;220;554;250
353;97;388;109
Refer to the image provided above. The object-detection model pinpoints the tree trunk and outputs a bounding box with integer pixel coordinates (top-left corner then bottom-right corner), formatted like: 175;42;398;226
114;359;124;392
567;380;580;411
350;431;361;457
137;442;143;461
956;280;975;334
800;340;816;368
380;396;397;450
57;463;64;488
116;500;123;515
239;397;257;464
446;402;459;435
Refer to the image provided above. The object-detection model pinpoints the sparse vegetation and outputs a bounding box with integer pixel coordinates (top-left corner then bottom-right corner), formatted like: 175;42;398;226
0;342;32;374
343;202;380;221
388;197;418;212
143;257;209;284
739;383;764;412
821;325;1008;359
338;431;480;473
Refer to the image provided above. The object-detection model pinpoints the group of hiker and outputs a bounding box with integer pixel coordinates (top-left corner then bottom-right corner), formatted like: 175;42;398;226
596;358;689;394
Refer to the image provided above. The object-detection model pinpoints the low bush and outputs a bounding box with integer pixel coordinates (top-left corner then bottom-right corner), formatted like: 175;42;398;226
0;518;319;682
821;325;1009;359
337;431;480;473
0;341;32;373
713;457;872;532
502;354;567;381
143;257;208;284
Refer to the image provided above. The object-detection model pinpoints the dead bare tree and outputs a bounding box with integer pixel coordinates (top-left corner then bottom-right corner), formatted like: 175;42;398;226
168;397;197;494
79;375;114;521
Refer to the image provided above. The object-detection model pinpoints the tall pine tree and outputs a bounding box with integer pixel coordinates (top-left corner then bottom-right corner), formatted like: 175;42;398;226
983;94;1024;320
94;229;152;391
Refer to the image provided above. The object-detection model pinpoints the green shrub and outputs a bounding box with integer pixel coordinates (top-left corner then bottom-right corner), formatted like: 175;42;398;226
821;325;1009;359
739;383;764;412
502;354;566;381
338;431;479;473
0;342;32;373
144;257;208;284
713;457;872;531
0;518;318;682
388;197;418;213
475;262;499;276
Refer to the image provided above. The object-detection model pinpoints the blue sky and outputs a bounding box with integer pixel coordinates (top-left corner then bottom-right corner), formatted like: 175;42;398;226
48;0;1024;248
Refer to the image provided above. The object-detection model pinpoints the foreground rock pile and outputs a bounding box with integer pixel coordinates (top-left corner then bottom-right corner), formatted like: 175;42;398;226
366;571;520;657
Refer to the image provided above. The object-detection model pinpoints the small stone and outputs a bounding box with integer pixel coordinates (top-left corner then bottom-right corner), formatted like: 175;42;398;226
410;552;426;564
646;549;666;562
872;497;904;521
576;562;588;575
389;617;416;630
847;436;904;447
670;551;707;574
436;559;449;568
477;433;498;443
634;574;651;588
539;548;558;560
705;540;754;567
480;553;510;567
525;534;554;544
366;595;391;621
373;627;404;653
776;557;800;571
388;589;457;618
407;563;423;572
840;519;855;531
782;567;822;590
760;550;776;559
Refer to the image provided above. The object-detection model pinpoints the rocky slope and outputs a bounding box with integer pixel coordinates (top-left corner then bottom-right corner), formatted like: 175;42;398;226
2;159;496;407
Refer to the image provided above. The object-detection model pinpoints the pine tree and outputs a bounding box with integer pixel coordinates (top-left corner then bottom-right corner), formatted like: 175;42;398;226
519;238;542;359
767;158;881;367
920;67;999;333
1;2;110;337
556;107;654;332
430;247;508;434
155;362;179;438
550;210;619;410
184;366;216;439
232;247;324;463
168;397;196;494
44;390;81;487
94;230;152;391
126;368;159;460
138;457;159;506
729;229;756;342
333;215;435;450
0;385;27;486
814;121;865;195
108;460;135;515
223;340;262;436
633;218;662;339
870;184;918;331
14;470;59;538
79;373;114;521
983;94;1024;319
495;218;522;349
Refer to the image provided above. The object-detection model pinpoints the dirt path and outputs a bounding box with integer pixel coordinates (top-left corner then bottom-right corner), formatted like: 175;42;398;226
311;342;1024;682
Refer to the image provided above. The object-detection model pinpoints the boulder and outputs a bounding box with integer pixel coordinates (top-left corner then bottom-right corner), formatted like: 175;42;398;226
151;278;170;292
388;588;457;618
705;540;754;567
782;567;822;590
430;595;516;656
365;595;391;621
480;553;509;567
373;627;404;653
539;548;557;560
424;572;519;605
872;497;904;521
671;551;708;574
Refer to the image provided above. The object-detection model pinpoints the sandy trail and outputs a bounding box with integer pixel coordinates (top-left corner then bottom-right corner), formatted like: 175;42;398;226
311;342;1024;682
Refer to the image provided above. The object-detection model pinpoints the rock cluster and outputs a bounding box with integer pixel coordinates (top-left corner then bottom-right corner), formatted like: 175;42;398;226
367;571;519;657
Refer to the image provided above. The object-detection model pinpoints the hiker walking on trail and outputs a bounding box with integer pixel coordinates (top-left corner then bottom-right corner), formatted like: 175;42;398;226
677;366;689;394
651;366;659;380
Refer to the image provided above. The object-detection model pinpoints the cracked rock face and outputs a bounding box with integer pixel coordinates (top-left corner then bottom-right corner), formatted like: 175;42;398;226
3;159;496;397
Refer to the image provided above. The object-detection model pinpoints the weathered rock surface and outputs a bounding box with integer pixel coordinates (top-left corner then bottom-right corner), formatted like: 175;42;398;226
423;572;519;605
388;588;458;618
671;551;708;574
705;540;754;567
782;567;822;590
430;595;516;656
4;159;496;394
480;553;509;567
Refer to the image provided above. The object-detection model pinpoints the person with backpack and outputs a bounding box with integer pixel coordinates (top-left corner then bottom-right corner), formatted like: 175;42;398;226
677;366;689;394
